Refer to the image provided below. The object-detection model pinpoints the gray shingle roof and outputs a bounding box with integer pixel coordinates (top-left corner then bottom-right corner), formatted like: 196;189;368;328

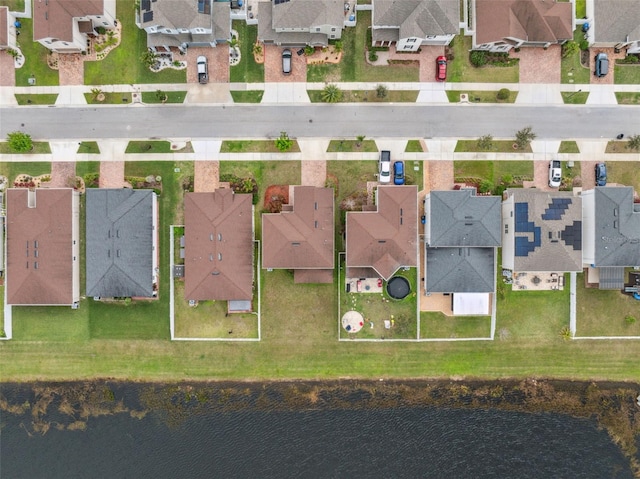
86;189;156;297
594;187;640;266
427;190;501;247
373;0;459;41
258;0;339;46
594;0;640;43
426;246;495;293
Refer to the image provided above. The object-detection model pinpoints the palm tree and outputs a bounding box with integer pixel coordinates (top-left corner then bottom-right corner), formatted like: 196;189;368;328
626;134;640;152
322;84;342;103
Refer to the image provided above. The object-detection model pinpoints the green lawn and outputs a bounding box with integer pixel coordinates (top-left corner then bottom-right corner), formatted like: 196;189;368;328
14;18;59;86
559;141;580;153
575;0;586;18
615;92;640;105
447;34;519;83
0;285;5;338
576;273;640;337
605;141;640;155
0;142;51;154
447;90;518;103
141;91;187;104
229;21;264;83
14;94;58;105
561;91;589;104
454;160;533;188
561;30;591;84
614;64;640;85
307;11;419;83
605;162;640;192
2;0;24;11
405;140;424;153
125;141;174;154
420;312;491;339
84;92;133;104
308;90;418;103
327;140;378;153
231;91;264;103
454;140;533;153
77;142;100;154
0;161;51;182
84;0;186;84
220;140;301;153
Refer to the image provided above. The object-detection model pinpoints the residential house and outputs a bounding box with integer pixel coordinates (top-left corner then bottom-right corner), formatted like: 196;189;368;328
137;0;230;55
582;186;640;289
0;6;18;51
502;189;582;273
184;190;254;306
587;0;640;54
346;185;418;280
470;0;573;52
33;0;115;53
262;186;334;283
424;190;501;316
85;189;158;298
258;0;349;47
6;188;80;306
371;0;459;51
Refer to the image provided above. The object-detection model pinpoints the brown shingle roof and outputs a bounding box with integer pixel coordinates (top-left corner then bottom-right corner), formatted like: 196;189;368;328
262;186;335;270
476;0;572;45
6;189;77;305
346;185;418;280
184;190;254;301
33;0;103;42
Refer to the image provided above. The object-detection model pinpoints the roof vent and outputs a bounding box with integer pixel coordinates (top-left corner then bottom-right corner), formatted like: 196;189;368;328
27;189;36;208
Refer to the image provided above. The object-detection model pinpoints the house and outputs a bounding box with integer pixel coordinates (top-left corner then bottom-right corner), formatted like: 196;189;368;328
85;189;158;298
582;186;640;289
502;189;583;273
346;185;418;280
424;190;501;295
258;0;348;47
33;0;115;53
587;0;640;54
6;189;80;306
470;0;573;52
0;6;18;51
262;186;334;283
184;189;254;303
371;0;459;51
137;0;230;55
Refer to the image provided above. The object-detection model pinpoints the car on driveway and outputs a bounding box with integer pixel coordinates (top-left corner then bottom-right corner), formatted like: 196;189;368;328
282;49;292;74
393;161;405;185
379;150;391;183
548;160;562;188
436;56;447;82
595;162;607;186
594;52;608;77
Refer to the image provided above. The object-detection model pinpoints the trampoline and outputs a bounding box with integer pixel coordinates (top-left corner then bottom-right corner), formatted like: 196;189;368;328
387;276;410;300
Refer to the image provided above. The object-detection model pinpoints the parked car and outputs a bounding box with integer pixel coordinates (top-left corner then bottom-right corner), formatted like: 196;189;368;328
379;150;391;183
197;56;208;84
595;162;607;186
594;52;608;77
282;49;292;74
393;161;405;185
436;56;447;82
548;160;562;188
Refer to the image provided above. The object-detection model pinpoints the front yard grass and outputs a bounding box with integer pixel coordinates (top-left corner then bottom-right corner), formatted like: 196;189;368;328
231;90;264;103
14;18;59;86
220;140;301;153
141;91;186;104
420;312;491;339
560;30;591;84
614;64;640;84
454;160;533;188
405;140;424;153
576;273;640;337
77;142;100;154
308;90;418;103
454;140;533;153
604;162;640;192
0;142;51;154
615;92;640;104
84;92;133;104
447;33;519;83
559;141;580;153
561;91;589;104
605;141;639;154
230;21;264;83
327;139;378;153
446;90;518;103
14;94;58;105
0;161;51;181
2;0;25;11
575;0;586;18
125;141;184;154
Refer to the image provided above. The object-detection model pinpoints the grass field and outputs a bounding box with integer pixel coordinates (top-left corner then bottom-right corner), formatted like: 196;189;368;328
125;141;176;154
447;34;519;83
454;140;533;153
307;90;419;103
77;142;100;154
447;90;518;103
614;64;640;85
560;31;591;85
2;0;24;11
559;141;580;153
220;140;301;153
454;160;533;186
84;92;133;104
231;91;264;103
561;91;589;104
405;140;424;153
605;141;639;154
14;18;59;87
229;21;264;83
14;94;58;105
327;140;378;153
420;312;491;339
0;142;51;154
605;162;640;192
615;92;640;105
141;91;186;104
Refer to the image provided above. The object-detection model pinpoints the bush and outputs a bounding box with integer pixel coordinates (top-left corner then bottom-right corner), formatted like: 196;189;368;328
7;131;32;152
376;84;388;98
579;40;589;51
478;179;493;194
562;40;579;58
368;51;378;62
304;45;315;56
275;131;293;152
477;134;493;151
625;315;636;325
470;50;487;67
95;26;106;35
618;55;640;64
496;88;510;101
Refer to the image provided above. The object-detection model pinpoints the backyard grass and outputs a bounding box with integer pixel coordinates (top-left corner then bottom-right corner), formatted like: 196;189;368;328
559;141;580;153
230;21;264;83
614;64;640;85
0;142;51;154
576;273;640;337
446;90;518;103
454;140;533;153
615;92;640;105
560;30;591;84
141;91;187;104
446;33;519;83
231;90;264;103
307;90;419;103
77;142;100;154
84;92;133;104
14;18;59;87
220;140;301;153
84;0;186;84
561;91;589;104
327;140;378;153
420;312;491;339
405;140;424;153
14;94;58;105
605;141;639;154
307;11;419;83
604;162;640;192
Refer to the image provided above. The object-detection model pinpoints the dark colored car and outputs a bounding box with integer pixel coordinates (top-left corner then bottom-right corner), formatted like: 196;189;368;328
436;56;447;82
594;52;608;77
595;163;607;186
282;49;292;74
393;161;405;185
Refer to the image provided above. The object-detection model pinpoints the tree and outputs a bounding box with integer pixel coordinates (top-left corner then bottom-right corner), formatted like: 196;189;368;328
7;131;33;152
333;40;343;54
496;88;510;101
155;89;168;102
356;135;366;147
275;131;293;152
90;87;104;101
140;50;158;68
477;134;494;151
470;50;487;67
376;84;388;99
321;84;342;103
626;134;640;152
515;126;536;150
561;40;579;58
252;43;263;56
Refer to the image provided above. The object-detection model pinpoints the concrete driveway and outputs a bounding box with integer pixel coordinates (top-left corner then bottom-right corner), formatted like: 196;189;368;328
264;45;306;82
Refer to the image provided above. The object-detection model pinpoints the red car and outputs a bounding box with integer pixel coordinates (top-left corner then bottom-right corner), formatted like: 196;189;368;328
436;56;447;82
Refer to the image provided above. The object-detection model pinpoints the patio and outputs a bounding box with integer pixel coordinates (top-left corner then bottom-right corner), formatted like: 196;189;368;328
510;271;565;291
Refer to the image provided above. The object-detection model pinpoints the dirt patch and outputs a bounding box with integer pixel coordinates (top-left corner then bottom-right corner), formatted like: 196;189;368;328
263;185;289;212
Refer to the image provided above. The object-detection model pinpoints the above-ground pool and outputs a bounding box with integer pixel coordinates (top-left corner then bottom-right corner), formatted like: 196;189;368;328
386;276;410;300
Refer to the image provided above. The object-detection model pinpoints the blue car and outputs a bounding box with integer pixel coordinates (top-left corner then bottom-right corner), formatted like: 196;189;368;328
595;163;607;186
393;161;405;185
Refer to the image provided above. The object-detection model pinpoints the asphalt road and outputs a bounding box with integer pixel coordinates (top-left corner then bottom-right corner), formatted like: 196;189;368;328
0;104;637;141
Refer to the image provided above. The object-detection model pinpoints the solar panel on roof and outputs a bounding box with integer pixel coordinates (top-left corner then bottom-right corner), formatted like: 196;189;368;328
143;11;153;22
141;0;150;10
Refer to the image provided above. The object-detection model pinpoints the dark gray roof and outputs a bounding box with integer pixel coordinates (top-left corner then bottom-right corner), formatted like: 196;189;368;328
86;189;155;297
594;0;640;43
258;1;333;46
598;266;625;290
428;190;501;247
594;187;640;266
426;246;495;293
373;0;459;41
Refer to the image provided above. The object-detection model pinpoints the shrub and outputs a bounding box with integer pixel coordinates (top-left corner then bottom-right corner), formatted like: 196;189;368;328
501;174;513;185
275;131;293;152
515;126;536;150
368;51;378;62
618;54;639;64
626;134;640;152
496;88;510;101
7;131;32;152
579;39;589;51
470;50;487;67
625;315;636;325
376;84;388;98
477;134;493;151
562;40;579;58
304;45;315;56
321;84;342;103
478;179;493;194
95;26;106;35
